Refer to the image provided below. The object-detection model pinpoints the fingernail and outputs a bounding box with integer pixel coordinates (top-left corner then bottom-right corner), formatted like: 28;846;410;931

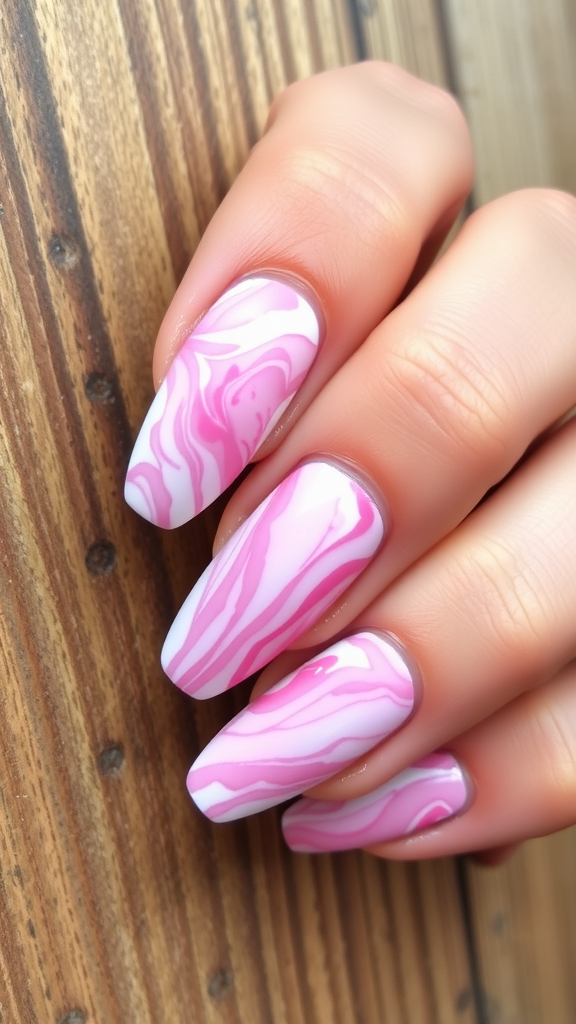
187;632;416;821
162;461;385;698
125;275;321;528
281;752;468;852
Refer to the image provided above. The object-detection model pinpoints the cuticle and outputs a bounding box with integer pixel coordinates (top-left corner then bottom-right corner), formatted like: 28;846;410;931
409;750;476;832
235;267;327;348
341;627;423;719
215;450;389;564
365;754;474;851
294;452;391;549
164;268;326;389
454;756;476;817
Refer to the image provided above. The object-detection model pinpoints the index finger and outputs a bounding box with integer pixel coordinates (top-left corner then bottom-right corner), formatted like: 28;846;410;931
126;63;472;527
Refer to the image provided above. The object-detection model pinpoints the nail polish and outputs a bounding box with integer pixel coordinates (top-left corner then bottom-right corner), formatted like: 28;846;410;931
187;631;415;821
162;461;385;698
282;752;468;852
125;275;320;528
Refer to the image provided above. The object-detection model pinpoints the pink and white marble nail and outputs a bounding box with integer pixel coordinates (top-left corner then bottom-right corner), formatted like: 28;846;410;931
187;632;416;821
282;752;468;852
125;275;320;528
161;461;385;699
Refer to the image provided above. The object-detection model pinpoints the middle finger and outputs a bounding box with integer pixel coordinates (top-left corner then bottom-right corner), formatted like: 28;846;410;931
217;187;576;641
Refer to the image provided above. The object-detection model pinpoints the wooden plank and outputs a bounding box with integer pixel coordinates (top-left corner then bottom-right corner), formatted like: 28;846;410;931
465;830;576;1022
0;0;477;1020
443;0;576;204
355;857;476;1023
354;0;449;86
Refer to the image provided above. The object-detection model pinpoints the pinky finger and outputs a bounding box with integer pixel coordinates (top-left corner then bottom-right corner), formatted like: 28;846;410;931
282;661;576;858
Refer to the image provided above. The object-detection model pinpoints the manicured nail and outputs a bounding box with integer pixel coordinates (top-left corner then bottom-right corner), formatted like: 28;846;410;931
162;461;385;698
187;632;416;821
125;275;321;528
281;752;468;852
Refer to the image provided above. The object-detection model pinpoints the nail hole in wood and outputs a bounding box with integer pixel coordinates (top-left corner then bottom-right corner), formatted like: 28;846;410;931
98;745;125;777
85;371;115;404
48;234;79;269
208;969;233;1001
85;542;116;576
491;911;507;936
455;989;472;1013
58;1012;86;1024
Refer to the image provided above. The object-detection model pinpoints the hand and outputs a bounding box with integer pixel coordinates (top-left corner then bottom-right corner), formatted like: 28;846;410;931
125;63;576;861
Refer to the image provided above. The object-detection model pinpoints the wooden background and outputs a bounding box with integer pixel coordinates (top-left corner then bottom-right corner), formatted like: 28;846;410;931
1;1;576;1021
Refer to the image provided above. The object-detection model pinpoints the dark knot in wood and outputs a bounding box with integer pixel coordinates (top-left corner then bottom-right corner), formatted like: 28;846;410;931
58;1011;86;1024
208;969;233;1000
84;371;115;404
98;745;125;777
85;541;117;576
48;234;79;269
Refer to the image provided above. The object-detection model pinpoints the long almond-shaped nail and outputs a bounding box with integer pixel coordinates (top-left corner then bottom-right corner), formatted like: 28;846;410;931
125;275;321;528
162;461;385;698
188;632;415;821
282;752;468;852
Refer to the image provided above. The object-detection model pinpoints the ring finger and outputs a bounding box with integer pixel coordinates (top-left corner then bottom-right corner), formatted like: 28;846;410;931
282;659;576;858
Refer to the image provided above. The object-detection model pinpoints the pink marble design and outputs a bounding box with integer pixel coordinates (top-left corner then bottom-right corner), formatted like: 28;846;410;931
282;752;468;852
161;461;385;699
125;276;320;528
187;632;415;821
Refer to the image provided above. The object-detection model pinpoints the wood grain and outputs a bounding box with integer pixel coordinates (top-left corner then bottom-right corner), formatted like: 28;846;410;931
466;832;576;1023
354;0;449;87
443;0;576;204
0;0;575;1021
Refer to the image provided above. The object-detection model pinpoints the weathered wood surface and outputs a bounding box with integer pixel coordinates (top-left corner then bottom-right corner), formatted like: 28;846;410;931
0;1;575;1021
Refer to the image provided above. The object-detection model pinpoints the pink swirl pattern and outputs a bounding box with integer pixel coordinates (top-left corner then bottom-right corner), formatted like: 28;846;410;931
282;752;468;852
124;276;320;528
187;632;414;821
161;462;385;699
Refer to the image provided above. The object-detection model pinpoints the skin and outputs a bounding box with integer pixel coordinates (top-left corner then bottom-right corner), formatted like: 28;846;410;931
144;62;576;861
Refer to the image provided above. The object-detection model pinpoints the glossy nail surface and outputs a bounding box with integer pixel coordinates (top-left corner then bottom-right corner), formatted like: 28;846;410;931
188;632;415;821
282;752;468;852
162;461;385;699
125;276;320;528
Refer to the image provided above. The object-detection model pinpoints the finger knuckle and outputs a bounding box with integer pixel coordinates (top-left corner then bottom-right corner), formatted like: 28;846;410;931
361;60;466;128
520;187;576;229
534;189;576;258
532;702;576;799
268;75;312;118
489;188;576;259
387;327;510;466
272;63;470;168
455;538;551;658
278;143;409;251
